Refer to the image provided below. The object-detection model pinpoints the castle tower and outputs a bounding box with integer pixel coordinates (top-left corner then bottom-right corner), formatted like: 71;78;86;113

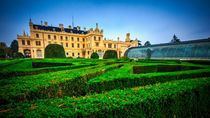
125;33;131;42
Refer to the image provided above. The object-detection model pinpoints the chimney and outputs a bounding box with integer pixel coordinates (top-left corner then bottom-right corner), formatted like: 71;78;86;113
45;22;48;27
69;25;71;29
41;21;43;26
84;27;86;31
77;26;80;30
59;24;64;28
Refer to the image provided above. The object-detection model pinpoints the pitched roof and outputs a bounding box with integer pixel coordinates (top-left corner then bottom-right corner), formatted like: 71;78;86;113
33;24;88;34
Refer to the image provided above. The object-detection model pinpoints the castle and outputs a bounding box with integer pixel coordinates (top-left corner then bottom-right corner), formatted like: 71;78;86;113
17;19;138;58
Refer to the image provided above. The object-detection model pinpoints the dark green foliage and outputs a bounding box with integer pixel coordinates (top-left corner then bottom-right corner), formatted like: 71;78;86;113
171;34;181;43
91;52;99;59
67;56;73;59
144;41;151;46
103;50;118;59
10;40;18;53
133;65;203;74
44;44;66;58
32;62;72;68
12;52;24;58
0;46;6;58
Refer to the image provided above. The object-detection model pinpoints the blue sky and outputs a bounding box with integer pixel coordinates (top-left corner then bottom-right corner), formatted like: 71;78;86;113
0;0;209;46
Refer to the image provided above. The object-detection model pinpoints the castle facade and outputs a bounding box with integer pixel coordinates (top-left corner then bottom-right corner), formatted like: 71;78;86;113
17;19;138;58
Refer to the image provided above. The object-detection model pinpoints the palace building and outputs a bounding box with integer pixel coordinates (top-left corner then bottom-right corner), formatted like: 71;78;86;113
17;19;138;58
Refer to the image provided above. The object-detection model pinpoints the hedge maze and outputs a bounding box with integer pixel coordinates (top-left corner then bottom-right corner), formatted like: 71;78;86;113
0;58;209;117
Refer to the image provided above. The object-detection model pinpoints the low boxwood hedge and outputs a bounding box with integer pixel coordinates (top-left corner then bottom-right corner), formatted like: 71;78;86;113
0;64;123;103
0;78;209;117
87;64;210;93
32;62;72;68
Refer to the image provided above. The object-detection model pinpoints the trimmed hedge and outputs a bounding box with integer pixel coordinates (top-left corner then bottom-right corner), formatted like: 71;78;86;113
0;78;209;117
91;52;99;59
103;50;118;59
87;64;210;93
45;44;66;58
32;62;72;68
0;64;123;103
0;64;94;79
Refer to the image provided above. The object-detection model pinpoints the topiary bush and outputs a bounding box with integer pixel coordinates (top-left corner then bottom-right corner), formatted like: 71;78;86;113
45;44;66;58
91;52;99;59
103;50;118;59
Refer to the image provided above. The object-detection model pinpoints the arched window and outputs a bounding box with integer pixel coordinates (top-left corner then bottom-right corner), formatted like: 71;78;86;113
54;35;56;39
37;50;42;57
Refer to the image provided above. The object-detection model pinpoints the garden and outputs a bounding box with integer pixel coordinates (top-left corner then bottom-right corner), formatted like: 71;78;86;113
0;58;209;117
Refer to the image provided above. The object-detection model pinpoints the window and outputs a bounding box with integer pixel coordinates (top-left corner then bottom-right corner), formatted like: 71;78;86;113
48;35;51;39
22;40;25;45
37;50;42;57
60;36;63;40
27;40;30;45
54;35;56;40
36;41;41;46
72;43;74;48
96;42;99;47
66;37;68;40
108;44;112;48
72;53;74;56
66;52;69;56
83;38;85;42
77;38;79;41
88;51;89;55
83;44;85;48
99;37;101;41
104;44;106;47
77;44;80;48
78;53;80;57
66;43;68;47
36;34;39;38
94;36;96;40
71;37;74;41
114;44;116;48
61;42;63;46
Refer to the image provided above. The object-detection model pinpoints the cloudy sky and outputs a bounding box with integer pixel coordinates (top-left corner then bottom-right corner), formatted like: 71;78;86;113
0;0;209;46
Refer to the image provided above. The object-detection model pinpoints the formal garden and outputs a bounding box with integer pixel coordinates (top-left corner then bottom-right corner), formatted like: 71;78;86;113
0;57;209;117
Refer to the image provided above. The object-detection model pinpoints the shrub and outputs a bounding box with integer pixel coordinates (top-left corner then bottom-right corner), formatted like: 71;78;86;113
67;56;73;59
44;44;66;58
0;46;6;58
12;52;24;58
103;50;118;59
120;56;129;60
91;52;99;59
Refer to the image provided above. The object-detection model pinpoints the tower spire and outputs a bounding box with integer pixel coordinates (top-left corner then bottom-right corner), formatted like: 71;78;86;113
72;16;74;28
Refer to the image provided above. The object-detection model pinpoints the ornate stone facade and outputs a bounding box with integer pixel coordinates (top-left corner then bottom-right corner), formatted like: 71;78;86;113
17;19;138;58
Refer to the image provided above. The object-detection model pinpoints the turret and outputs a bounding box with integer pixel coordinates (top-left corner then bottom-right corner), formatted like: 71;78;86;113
125;33;131;42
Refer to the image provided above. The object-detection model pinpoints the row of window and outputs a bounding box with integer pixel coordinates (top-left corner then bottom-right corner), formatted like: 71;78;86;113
22;40;30;45
95;43;117;48
22;40;41;46
36;33;86;41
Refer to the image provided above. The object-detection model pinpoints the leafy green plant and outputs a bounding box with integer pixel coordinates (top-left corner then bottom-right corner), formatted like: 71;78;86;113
45;44;66;58
103;50;118;59
91;52;99;59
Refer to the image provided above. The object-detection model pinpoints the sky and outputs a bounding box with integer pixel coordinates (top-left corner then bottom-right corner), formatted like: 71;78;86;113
0;0;209;46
